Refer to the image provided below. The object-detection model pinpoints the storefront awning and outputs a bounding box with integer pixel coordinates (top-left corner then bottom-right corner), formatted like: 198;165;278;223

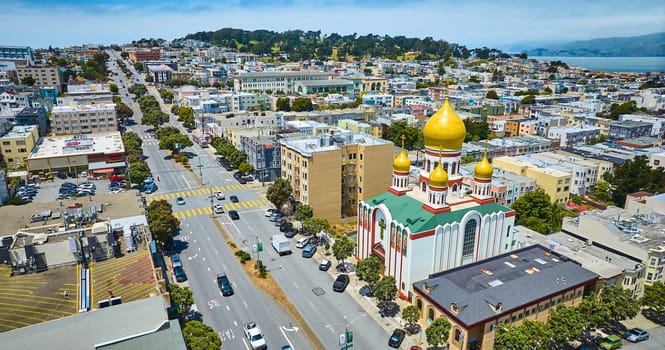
88;161;126;171
93;168;114;174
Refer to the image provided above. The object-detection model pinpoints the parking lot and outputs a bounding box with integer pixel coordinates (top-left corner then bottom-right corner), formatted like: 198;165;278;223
27;177;126;204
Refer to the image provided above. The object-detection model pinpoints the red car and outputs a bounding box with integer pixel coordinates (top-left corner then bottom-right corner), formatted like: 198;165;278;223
67;203;83;209
109;175;125;182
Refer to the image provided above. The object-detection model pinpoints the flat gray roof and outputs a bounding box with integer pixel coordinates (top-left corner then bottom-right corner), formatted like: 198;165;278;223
413;244;598;327
0;296;186;350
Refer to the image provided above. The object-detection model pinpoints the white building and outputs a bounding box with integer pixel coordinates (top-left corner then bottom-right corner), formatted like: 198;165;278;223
547;124;601;147
362;93;394;107
234;71;334;93
619;114;664;137
51;103;117;135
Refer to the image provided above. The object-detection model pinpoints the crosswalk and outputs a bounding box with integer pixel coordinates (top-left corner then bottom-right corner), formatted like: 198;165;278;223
148;185;247;202
172;199;269;220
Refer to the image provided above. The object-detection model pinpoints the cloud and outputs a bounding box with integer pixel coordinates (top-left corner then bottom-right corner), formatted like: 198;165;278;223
3;0;664;49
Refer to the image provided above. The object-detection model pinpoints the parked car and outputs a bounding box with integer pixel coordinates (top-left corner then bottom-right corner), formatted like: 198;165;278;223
214;191;225;200
67;203;83;209
264;208;279;217
319;260;332;271
269;212;279;222
213;204;224;214
230;195;239;203
302;243;316;258
228;210;240;220
624;327;649;342
176;197;186;205
237;177;247;184
174;266;187;282
599;335;622;350
274;218;285;227
76;190;95;197
109;175;125;182
284;229;297;238
388;329;406;348
333;274;350;292
295;237;309;249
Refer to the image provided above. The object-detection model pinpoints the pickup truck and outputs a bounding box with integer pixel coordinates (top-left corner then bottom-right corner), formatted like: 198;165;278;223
217;273;234;296
243;322;267;349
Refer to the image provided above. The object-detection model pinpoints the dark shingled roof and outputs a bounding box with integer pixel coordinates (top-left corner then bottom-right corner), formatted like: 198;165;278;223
413;244;598;327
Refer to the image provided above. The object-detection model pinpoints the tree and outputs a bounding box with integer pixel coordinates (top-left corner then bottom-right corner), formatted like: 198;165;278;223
293;204;314;222
160;134;193;154
128;83;147;97
159;88;174;101
155;126;181;140
356;255;382;294
599;285;641;322
109;83;119;94
276;98;291;111
521;94;536;104
182;320;222;350
510;188;563;234
128;161;151;184
578;292;612;329
486;90;499;100
266;178;292;211
146;199;180;247
238;162;254;175
642;282;665;313
21;76;35;86
302;217;330;236
384;121;423;151
169;284;194;315
495;320;552;350
374;276;397;308
592;179;613;203
401;305;421;334
115;102;134;123
122;131;143;151
425;317;452;348
291;97;313;112
133;62;144;71
332;236;355;266
603;155;665;207
547;305;585;343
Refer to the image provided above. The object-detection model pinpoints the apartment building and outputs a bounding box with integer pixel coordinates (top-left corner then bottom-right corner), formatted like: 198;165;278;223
412;244;597;350
649;151;665;169
337;119;380;137
15;107;47;136
281;108;372;124
206;111;282;138
127;48;161;62
608;120;653;140
529;153;600;195
361;93;394;107
547;124;601;147
344;75;388;93
240;135;281;182
148;64;174;87
280;132;393;221
0;45;35;65
493;156;572;204
234;71;335;93
619;114;663;137
51;103;117;135
0;125;39;168
15;65;62;90
285;120;331;136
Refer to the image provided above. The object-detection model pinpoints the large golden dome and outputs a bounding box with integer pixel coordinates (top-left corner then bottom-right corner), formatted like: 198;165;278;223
393;150;411;172
429;162;448;187
474;155;493;179
422;99;466;150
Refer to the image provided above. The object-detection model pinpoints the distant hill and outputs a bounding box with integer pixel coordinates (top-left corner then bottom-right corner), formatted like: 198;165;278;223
526;32;665;57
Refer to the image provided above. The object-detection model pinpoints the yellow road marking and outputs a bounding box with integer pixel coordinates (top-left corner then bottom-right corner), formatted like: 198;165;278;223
224;204;231;211
186;210;192;217
203;207;212;214
173;213;179;219
197;208;203;215
241;202;249;208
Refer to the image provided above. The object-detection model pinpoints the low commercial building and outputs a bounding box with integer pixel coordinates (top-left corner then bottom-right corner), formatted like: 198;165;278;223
280;132;393;220
0;125;39;168
412;244;598;350
51;103;117;135
234;71;335;93
27;132;126;177
293;79;354;95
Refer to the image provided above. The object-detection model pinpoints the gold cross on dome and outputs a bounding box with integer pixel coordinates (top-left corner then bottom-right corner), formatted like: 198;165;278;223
400;134;406;150
444;77;451;98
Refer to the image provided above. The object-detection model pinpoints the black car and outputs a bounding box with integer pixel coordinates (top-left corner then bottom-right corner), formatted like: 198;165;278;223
333;274;350;292
284;229;297;238
174;266;188;282
388;329;406;348
237;177;247;184
230;195;239;203
228;210;240;220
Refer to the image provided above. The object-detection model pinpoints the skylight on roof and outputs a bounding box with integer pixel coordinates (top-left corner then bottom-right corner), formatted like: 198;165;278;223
488;279;504;287
535;258;548;265
504;261;515;268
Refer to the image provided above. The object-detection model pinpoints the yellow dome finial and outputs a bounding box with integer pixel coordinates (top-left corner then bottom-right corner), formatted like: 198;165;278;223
392;134;411;172
429;144;449;187
474;139;494;180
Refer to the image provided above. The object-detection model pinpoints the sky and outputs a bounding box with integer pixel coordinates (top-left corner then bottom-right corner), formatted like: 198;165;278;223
3;0;665;51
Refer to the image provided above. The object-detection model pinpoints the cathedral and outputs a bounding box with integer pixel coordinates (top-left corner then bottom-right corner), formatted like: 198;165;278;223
356;97;520;300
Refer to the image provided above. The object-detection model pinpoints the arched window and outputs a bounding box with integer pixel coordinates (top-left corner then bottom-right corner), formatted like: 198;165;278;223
416;298;422;311
427;307;435;321
452;184;458;193
462;220;477;258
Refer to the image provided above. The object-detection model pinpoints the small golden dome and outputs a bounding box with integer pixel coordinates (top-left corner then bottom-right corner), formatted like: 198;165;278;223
393;150;411;172
422;98;466;151
474;155;493;179
429;162;448;187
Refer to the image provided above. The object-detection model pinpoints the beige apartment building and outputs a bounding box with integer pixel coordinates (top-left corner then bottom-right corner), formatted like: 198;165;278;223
280;132;393;221
0;125;39;168
51;103;117;135
493;156;572;204
15;65;62;90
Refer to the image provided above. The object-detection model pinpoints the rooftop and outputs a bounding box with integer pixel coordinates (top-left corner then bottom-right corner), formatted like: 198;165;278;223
52;103;115;113
295;79;353;87
29;132;124;159
238;71;333;78
1;125;37;139
281;132;390;157
413;244;598;327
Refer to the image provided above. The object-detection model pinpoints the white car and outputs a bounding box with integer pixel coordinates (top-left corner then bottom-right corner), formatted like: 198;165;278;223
213;204;224;214
214;191;225;200
295;237;309;249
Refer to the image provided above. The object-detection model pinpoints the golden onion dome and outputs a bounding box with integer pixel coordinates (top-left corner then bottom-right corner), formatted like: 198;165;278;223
474;155;494;180
429;162;449;187
393;150;411;172
422;98;466;151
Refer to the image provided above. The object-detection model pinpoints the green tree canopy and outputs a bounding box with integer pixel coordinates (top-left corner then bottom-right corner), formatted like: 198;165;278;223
547;305;585;343
128;161;151;184
578;292;612;329
511;188;563;234
425;317;452;348
608;100;638;119
642;282;665;313
599;285;641;322
122;131;143;151
266;178;292;210
293;204;314;222
603;155;665;207
592;179;613;203
356;255;382;293
155;126;181;140
169;284;194;315
146;199;180;247
109;83;119;94
128;84;148;97
495;320;552;350
159;88;174;101
291;97;313;112
182;320;222;350
401;305;421;334
521;94;536;104
302;217;330;236
238;162;254;175
384;121;423;151
463;119;490;142
276;97;291;111
486;90;499;99
159;134;193;154
115;102;134;122
375;276;397;306
20;76;35;86
332;236;355;265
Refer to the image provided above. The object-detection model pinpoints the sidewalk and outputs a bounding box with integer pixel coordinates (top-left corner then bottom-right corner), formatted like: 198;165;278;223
313;249;428;349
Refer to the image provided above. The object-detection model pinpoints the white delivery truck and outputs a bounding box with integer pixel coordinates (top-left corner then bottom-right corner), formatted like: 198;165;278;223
271;234;291;256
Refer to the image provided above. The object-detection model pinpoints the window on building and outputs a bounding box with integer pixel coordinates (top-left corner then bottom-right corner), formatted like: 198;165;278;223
462;220;477;258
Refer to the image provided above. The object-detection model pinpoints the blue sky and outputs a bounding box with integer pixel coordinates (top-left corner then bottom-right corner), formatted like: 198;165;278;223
4;0;665;50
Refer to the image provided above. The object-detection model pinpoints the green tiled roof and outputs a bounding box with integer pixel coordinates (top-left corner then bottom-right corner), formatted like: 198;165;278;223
367;192;512;233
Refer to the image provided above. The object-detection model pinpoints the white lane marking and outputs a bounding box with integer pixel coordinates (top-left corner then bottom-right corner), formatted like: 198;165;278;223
247;225;252;231
243;300;248;308
226;305;230;310
308;301;316;311
181;174;193;189
223;264;227;270
234;320;238;327
202;256;206;262
241;338;250;350
293;282;299;289
214;249;218;255
279;326;296;349
198;247;201;251
207;267;211;272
